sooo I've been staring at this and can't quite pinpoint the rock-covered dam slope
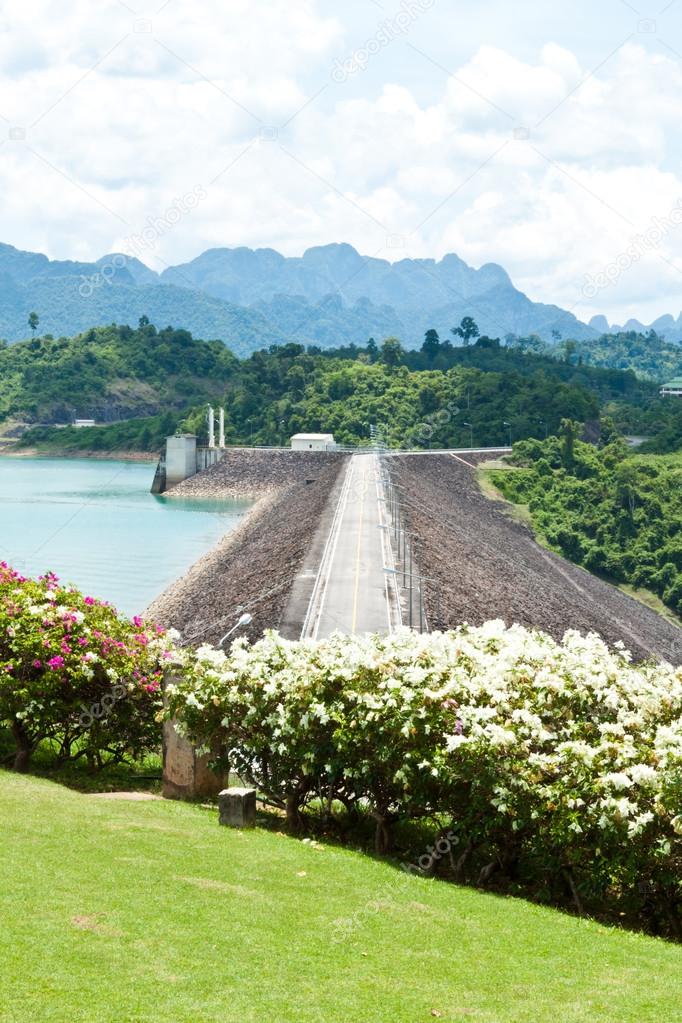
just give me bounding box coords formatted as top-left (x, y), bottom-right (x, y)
top-left (147, 449), bottom-right (348, 644)
top-left (388, 453), bottom-right (681, 664)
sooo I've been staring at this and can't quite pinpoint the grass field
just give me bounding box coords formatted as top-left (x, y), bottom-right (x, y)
top-left (2, 773), bottom-right (682, 1023)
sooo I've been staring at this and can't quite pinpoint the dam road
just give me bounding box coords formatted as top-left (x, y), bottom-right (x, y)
top-left (300, 452), bottom-right (401, 639)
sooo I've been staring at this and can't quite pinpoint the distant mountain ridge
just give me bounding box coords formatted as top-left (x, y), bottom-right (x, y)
top-left (161, 243), bottom-right (597, 344)
top-left (589, 313), bottom-right (682, 345)
top-left (0, 240), bottom-right (597, 351)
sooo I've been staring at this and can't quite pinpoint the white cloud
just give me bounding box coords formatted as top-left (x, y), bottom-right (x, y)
top-left (0, 3), bottom-right (681, 323)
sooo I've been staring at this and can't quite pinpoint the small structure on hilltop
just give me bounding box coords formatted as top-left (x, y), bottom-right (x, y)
top-left (660, 378), bottom-right (682, 397)
top-left (290, 432), bottom-right (336, 451)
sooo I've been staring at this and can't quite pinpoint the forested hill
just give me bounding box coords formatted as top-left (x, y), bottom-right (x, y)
top-left (0, 321), bottom-right (239, 424)
top-left (3, 319), bottom-right (676, 456)
top-left (559, 331), bottom-right (682, 382)
top-left (492, 436), bottom-right (682, 617)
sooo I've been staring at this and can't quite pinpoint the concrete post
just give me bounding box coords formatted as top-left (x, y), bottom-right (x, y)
top-left (162, 720), bottom-right (227, 800)
top-left (218, 787), bottom-right (257, 828)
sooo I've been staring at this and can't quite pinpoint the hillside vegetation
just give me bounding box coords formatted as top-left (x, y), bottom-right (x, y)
top-left (5, 320), bottom-right (663, 451)
top-left (560, 330), bottom-right (682, 382)
top-left (490, 432), bottom-right (682, 617)
top-left (0, 320), bottom-right (238, 424)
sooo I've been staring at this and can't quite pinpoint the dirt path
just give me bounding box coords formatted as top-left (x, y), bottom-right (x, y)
top-left (388, 453), bottom-right (681, 664)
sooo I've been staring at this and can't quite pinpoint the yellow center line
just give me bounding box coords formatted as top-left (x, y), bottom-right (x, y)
top-left (350, 462), bottom-right (365, 633)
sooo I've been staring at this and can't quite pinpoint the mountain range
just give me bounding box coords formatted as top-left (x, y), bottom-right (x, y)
top-left (589, 314), bottom-right (682, 345)
top-left (0, 240), bottom-right (600, 353)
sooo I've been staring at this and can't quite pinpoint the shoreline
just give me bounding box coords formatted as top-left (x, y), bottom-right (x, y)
top-left (0, 446), bottom-right (157, 463)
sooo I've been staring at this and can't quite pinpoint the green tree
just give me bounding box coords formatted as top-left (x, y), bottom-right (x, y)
top-left (451, 317), bottom-right (480, 346)
top-left (559, 418), bottom-right (580, 473)
top-left (421, 329), bottom-right (441, 361)
top-left (563, 340), bottom-right (577, 364)
top-left (28, 312), bottom-right (39, 336)
top-left (380, 337), bottom-right (404, 370)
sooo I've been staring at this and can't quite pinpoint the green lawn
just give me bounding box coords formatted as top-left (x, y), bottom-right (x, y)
top-left (2, 773), bottom-right (682, 1023)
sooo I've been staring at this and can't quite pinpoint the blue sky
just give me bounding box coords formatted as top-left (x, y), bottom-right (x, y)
top-left (1, 0), bottom-right (682, 326)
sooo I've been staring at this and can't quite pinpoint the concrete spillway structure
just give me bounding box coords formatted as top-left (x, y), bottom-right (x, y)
top-left (151, 432), bottom-right (226, 494)
top-left (166, 435), bottom-right (198, 487)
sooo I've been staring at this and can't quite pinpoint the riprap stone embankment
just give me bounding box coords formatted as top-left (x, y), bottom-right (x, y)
top-left (388, 453), bottom-right (681, 664)
top-left (146, 449), bottom-right (348, 644)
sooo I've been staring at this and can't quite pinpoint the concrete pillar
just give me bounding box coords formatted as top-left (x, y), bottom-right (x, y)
top-left (165, 435), bottom-right (197, 487)
top-left (162, 720), bottom-right (227, 799)
top-left (218, 787), bottom-right (257, 828)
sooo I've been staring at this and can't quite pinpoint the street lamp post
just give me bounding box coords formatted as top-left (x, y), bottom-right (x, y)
top-left (503, 420), bottom-right (512, 447)
top-left (463, 421), bottom-right (473, 448)
top-left (218, 613), bottom-right (253, 648)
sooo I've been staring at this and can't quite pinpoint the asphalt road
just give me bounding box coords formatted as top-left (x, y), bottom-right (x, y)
top-left (302, 452), bottom-right (398, 638)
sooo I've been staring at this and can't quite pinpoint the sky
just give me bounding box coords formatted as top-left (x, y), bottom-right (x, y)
top-left (2, 0), bottom-right (682, 325)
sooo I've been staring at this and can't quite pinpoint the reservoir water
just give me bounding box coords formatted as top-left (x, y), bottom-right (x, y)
top-left (0, 456), bottom-right (251, 616)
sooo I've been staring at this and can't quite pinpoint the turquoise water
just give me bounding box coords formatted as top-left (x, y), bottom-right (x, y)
top-left (0, 457), bottom-right (251, 615)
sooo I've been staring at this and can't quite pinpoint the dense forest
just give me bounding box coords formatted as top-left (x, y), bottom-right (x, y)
top-left (490, 429), bottom-right (682, 617)
top-left (2, 318), bottom-right (680, 454)
top-left (0, 319), bottom-right (239, 424)
top-left (556, 330), bottom-right (682, 382)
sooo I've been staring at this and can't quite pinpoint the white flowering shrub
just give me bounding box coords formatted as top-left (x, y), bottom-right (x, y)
top-left (168, 622), bottom-right (682, 931)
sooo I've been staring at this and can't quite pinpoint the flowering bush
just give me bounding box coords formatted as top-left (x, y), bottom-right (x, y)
top-left (168, 623), bottom-right (682, 933)
top-left (0, 563), bottom-right (173, 771)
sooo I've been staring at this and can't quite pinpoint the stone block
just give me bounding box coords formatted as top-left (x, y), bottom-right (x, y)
top-left (218, 787), bottom-right (257, 828)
